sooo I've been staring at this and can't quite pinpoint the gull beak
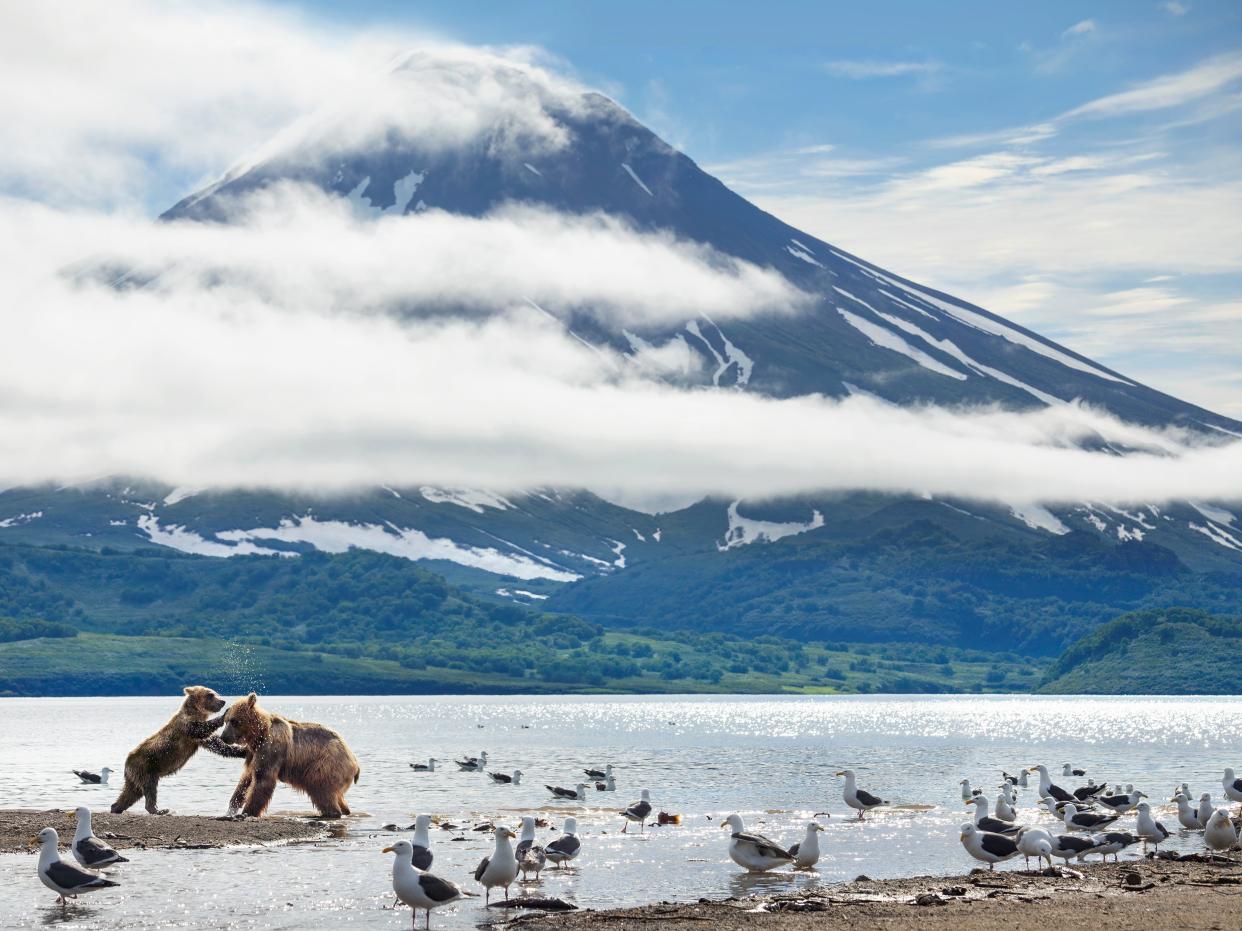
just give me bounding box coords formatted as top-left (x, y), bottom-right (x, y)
top-left (835, 771), bottom-right (845, 777)
top-left (27, 835), bottom-right (39, 845)
top-left (959, 832), bottom-right (966, 842)
top-left (382, 846), bottom-right (394, 853)
top-left (720, 822), bottom-right (731, 830)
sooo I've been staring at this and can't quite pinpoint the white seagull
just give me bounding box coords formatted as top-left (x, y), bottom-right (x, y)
top-left (836, 770), bottom-right (887, 820)
top-left (384, 839), bottom-right (468, 930)
top-left (960, 779), bottom-right (975, 801)
top-left (72, 767), bottom-right (111, 785)
top-left (967, 795), bottom-right (1020, 835)
top-left (994, 792), bottom-right (1017, 823)
top-left (787, 821), bottom-right (826, 869)
top-left (1015, 826), bottom-right (1054, 869)
top-left (409, 759), bottom-right (438, 772)
top-left (1199, 793), bottom-right (1217, 827)
top-left (620, 789), bottom-right (653, 833)
top-left (1135, 802), bottom-right (1171, 851)
top-left (455, 752), bottom-right (488, 771)
top-left (489, 770), bottom-right (522, 785)
top-left (1222, 768), bottom-right (1242, 813)
top-left (69, 807), bottom-right (128, 870)
top-left (1028, 765), bottom-right (1073, 803)
top-left (1205, 809), bottom-right (1239, 853)
top-left (959, 822), bottom-right (1018, 870)
top-left (409, 815), bottom-right (434, 870)
top-left (515, 815), bottom-right (547, 881)
top-left (474, 827), bottom-right (519, 904)
top-left (721, 814), bottom-right (795, 873)
top-left (1096, 788), bottom-right (1145, 815)
top-left (546, 782), bottom-right (586, 801)
top-left (584, 764), bottom-right (613, 780)
top-left (1173, 793), bottom-right (1204, 830)
top-left (33, 827), bottom-right (118, 912)
top-left (545, 816), bottom-right (581, 868)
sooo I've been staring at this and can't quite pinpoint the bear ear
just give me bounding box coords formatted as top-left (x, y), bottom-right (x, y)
top-left (246, 692), bottom-right (258, 705)
top-left (183, 686), bottom-right (193, 695)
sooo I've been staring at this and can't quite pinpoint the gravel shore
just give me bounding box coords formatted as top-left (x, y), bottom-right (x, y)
top-left (519, 858), bottom-right (1242, 930)
top-left (1, 808), bottom-right (328, 852)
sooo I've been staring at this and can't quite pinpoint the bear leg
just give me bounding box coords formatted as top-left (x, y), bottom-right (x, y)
top-left (227, 771), bottom-right (253, 816)
top-left (110, 778), bottom-right (143, 814)
top-left (143, 778), bottom-right (169, 815)
top-left (242, 769), bottom-right (278, 817)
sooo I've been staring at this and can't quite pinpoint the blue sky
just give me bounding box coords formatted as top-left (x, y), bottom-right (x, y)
top-left (290, 0), bottom-right (1242, 418)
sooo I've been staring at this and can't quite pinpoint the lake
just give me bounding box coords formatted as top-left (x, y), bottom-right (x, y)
top-left (1, 693), bottom-right (1239, 929)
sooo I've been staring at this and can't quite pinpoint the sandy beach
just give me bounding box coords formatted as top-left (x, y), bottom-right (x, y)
top-left (0, 809), bottom-right (328, 852)
top-left (521, 857), bottom-right (1242, 930)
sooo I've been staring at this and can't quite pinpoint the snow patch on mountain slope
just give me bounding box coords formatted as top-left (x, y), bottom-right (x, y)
top-left (684, 319), bottom-right (754, 386)
top-left (218, 516), bottom-right (579, 581)
top-left (717, 500), bottom-right (824, 550)
top-left (523, 162), bottom-right (542, 176)
top-left (0, 511), bottom-right (42, 528)
top-left (607, 539), bottom-right (627, 568)
top-left (785, 244), bottom-right (824, 268)
top-left (1009, 503), bottom-right (1070, 535)
top-left (835, 304), bottom-right (967, 381)
top-left (621, 163), bottom-right (653, 196)
top-left (419, 487), bottom-right (514, 513)
top-left (1189, 521), bottom-right (1242, 551)
top-left (346, 170), bottom-right (426, 217)
top-left (1190, 501), bottom-right (1237, 526)
top-left (137, 515), bottom-right (287, 557)
top-left (163, 487), bottom-right (199, 507)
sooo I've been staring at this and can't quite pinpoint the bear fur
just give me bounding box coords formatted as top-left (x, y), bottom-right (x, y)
top-left (111, 685), bottom-right (245, 815)
top-left (219, 692), bottom-right (360, 818)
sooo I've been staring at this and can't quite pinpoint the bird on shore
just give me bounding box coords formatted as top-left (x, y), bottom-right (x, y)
top-left (1028, 765), bottom-right (1073, 803)
top-left (1222, 768), bottom-right (1242, 814)
top-left (1015, 827), bottom-right (1054, 869)
top-left (994, 792), bottom-right (1017, 823)
top-left (960, 822), bottom-right (1018, 870)
top-left (966, 796), bottom-right (1020, 835)
top-left (1199, 793), bottom-right (1217, 827)
top-left (1135, 802), bottom-right (1171, 851)
top-left (456, 752), bottom-right (488, 771)
top-left (1205, 810), bottom-right (1239, 853)
top-left (72, 768), bottom-right (111, 785)
top-left (515, 816), bottom-right (547, 881)
top-left (1173, 793), bottom-right (1204, 830)
top-left (409, 759), bottom-right (438, 772)
top-left (33, 827), bottom-right (119, 912)
top-left (1060, 803), bottom-right (1119, 832)
top-left (787, 821), bottom-right (826, 869)
top-left (837, 770), bottom-right (887, 820)
top-left (1062, 763), bottom-right (1086, 778)
top-left (620, 789), bottom-right (653, 833)
top-left (585, 764), bottom-right (613, 780)
top-left (546, 782), bottom-right (586, 801)
top-left (409, 815), bottom-right (434, 870)
top-left (545, 816), bottom-right (581, 868)
top-left (488, 770), bottom-right (522, 785)
top-left (1096, 788), bottom-right (1144, 815)
top-left (384, 839), bottom-right (469, 930)
top-left (1047, 832), bottom-right (1099, 863)
top-left (1087, 831), bottom-right (1138, 862)
top-left (474, 827), bottom-right (519, 904)
top-left (68, 807), bottom-right (128, 870)
top-left (720, 814), bottom-right (795, 872)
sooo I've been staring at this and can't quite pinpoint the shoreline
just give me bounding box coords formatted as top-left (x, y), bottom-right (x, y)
top-left (0, 809), bottom-right (330, 853)
top-left (521, 858), bottom-right (1242, 930)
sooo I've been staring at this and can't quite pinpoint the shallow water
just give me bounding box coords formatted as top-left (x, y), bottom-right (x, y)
top-left (1, 693), bottom-right (1239, 929)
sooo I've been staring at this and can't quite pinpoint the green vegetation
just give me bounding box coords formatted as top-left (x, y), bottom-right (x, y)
top-left (1038, 607), bottom-right (1242, 695)
top-left (0, 616), bottom-right (77, 643)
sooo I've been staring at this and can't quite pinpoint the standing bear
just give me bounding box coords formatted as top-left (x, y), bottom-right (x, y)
top-left (111, 685), bottom-right (246, 815)
top-left (219, 693), bottom-right (360, 818)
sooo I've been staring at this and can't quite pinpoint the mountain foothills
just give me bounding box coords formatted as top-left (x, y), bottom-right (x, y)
top-left (2, 56), bottom-right (1240, 695)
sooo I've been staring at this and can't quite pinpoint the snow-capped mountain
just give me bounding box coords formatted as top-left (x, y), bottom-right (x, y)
top-left (3, 53), bottom-right (1239, 622)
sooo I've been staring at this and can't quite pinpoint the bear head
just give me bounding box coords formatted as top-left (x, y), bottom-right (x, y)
top-left (220, 692), bottom-right (267, 745)
top-left (182, 685), bottom-right (226, 716)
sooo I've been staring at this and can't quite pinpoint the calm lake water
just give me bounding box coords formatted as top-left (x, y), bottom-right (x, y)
top-left (2, 694), bottom-right (1240, 929)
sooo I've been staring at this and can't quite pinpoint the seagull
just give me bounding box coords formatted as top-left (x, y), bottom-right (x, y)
top-left (1205, 809), bottom-right (1239, 853)
top-left (474, 827), bottom-right (519, 904)
top-left (1015, 827), bottom-right (1054, 869)
top-left (489, 770), bottom-right (522, 785)
top-left (515, 816), bottom-right (547, 879)
top-left (620, 789), bottom-right (652, 833)
top-left (960, 822), bottom-right (1018, 870)
top-left (1087, 831), bottom-right (1139, 863)
top-left (1135, 802), bottom-right (1171, 851)
top-left (1001, 771), bottom-right (1019, 787)
top-left (596, 775), bottom-right (616, 792)
top-left (1096, 788), bottom-right (1145, 815)
top-left (960, 779), bottom-right (975, 801)
top-left (409, 815), bottom-right (434, 870)
top-left (1174, 793), bottom-right (1204, 830)
top-left (1222, 768), bottom-right (1242, 814)
top-left (585, 764), bottom-right (613, 780)
top-left (1028, 765), bottom-right (1073, 803)
top-left (787, 821), bottom-right (826, 869)
top-left (545, 816), bottom-right (581, 868)
top-left (456, 752), bottom-right (488, 771)
top-left (1072, 780), bottom-right (1108, 801)
top-left (994, 792), bottom-right (1017, 823)
top-left (836, 770), bottom-right (887, 820)
top-left (1199, 793), bottom-right (1217, 827)
top-left (1060, 803), bottom-right (1119, 832)
top-left (966, 796), bottom-right (1020, 835)
top-left (546, 783), bottom-right (586, 801)
top-left (32, 827), bottom-right (119, 912)
top-left (69, 808), bottom-right (128, 870)
top-left (1062, 763), bottom-right (1086, 778)
top-left (409, 759), bottom-right (438, 772)
top-left (72, 768), bottom-right (111, 785)
top-left (720, 814), bottom-right (795, 872)
top-left (1047, 832), bottom-right (1100, 863)
top-left (384, 839), bottom-right (468, 930)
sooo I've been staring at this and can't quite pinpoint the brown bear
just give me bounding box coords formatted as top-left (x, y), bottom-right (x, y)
top-left (111, 685), bottom-right (245, 815)
top-left (219, 693), bottom-right (360, 818)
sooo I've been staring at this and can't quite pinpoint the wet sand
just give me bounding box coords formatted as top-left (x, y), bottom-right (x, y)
top-left (521, 858), bottom-right (1242, 930)
top-left (1, 808), bottom-right (329, 852)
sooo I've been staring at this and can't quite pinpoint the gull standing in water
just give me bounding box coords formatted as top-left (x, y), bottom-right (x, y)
top-left (545, 817), bottom-right (581, 868)
top-left (720, 814), bottom-right (795, 872)
top-left (384, 839), bottom-right (469, 930)
top-left (1135, 802), bottom-right (1171, 851)
top-left (787, 821), bottom-right (826, 869)
top-left (1060, 803), bottom-right (1119, 832)
top-left (1199, 793), bottom-right (1217, 827)
top-left (515, 816), bottom-right (547, 881)
top-left (1028, 765), bottom-right (1073, 803)
top-left (33, 828), bottom-right (118, 912)
top-left (474, 827), bottom-right (519, 904)
top-left (620, 789), bottom-right (653, 833)
top-left (68, 808), bottom-right (128, 870)
top-left (966, 795), bottom-right (1019, 835)
top-left (994, 791), bottom-right (1017, 823)
top-left (836, 770), bottom-right (887, 820)
top-left (1173, 793), bottom-right (1204, 830)
top-left (1222, 768), bottom-right (1242, 814)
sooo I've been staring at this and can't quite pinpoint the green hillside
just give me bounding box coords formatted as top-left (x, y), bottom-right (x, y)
top-left (1038, 607), bottom-right (1242, 694)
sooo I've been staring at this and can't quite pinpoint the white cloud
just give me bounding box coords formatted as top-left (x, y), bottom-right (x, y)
top-left (1163, 1), bottom-right (1190, 16)
top-left (1064, 52), bottom-right (1242, 119)
top-left (1063, 19), bottom-right (1098, 38)
top-left (823, 60), bottom-right (941, 79)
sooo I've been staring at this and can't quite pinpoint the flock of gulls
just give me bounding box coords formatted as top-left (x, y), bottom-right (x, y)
top-left (31, 758), bottom-right (1242, 927)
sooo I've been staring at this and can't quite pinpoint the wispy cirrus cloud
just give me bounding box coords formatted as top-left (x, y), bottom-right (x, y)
top-left (822, 59), bottom-right (942, 80)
